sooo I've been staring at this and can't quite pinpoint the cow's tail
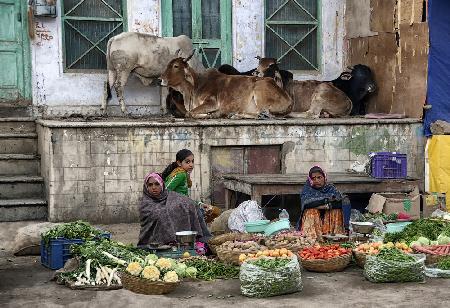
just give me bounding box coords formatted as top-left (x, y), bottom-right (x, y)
top-left (105, 38), bottom-right (114, 101)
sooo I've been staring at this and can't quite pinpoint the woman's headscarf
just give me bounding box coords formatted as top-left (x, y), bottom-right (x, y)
top-left (143, 171), bottom-right (167, 202)
top-left (308, 165), bottom-right (327, 186)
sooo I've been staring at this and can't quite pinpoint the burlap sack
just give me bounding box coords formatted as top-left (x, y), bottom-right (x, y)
top-left (13, 222), bottom-right (61, 256)
top-left (210, 209), bottom-right (234, 235)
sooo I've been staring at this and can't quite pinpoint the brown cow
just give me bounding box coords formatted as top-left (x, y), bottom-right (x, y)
top-left (255, 58), bottom-right (352, 118)
top-left (160, 54), bottom-right (293, 119)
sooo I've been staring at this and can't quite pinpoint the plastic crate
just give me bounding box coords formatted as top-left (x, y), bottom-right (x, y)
top-left (40, 233), bottom-right (110, 270)
top-left (370, 152), bottom-right (407, 179)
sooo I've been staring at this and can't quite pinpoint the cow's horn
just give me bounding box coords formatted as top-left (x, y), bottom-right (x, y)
top-left (183, 50), bottom-right (195, 63)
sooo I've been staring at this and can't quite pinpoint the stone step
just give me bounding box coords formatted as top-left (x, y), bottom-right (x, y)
top-left (0, 103), bottom-right (32, 118)
top-left (0, 154), bottom-right (40, 176)
top-left (0, 176), bottom-right (44, 199)
top-left (0, 133), bottom-right (38, 154)
top-left (0, 117), bottom-right (36, 134)
top-left (0, 198), bottom-right (47, 221)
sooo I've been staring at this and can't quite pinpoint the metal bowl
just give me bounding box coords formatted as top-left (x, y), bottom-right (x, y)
top-left (175, 231), bottom-right (198, 244)
top-left (351, 221), bottom-right (375, 234)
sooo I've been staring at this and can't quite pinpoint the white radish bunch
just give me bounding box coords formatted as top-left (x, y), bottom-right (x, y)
top-left (74, 259), bottom-right (121, 286)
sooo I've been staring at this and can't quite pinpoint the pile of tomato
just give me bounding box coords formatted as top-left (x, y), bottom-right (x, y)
top-left (299, 244), bottom-right (351, 260)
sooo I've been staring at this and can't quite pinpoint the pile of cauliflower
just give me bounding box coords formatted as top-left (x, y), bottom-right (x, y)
top-left (125, 254), bottom-right (197, 283)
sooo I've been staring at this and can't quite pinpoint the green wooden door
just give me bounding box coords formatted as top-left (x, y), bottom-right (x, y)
top-left (162, 0), bottom-right (232, 68)
top-left (0, 0), bottom-right (30, 102)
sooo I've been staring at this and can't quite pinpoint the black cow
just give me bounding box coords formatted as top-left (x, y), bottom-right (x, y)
top-left (332, 65), bottom-right (377, 115)
top-left (217, 64), bottom-right (256, 76)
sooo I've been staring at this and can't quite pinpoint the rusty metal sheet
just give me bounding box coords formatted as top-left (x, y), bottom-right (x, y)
top-left (246, 146), bottom-right (281, 174)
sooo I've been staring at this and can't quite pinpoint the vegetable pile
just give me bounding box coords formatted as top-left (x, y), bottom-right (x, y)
top-left (239, 248), bottom-right (294, 263)
top-left (219, 240), bottom-right (266, 253)
top-left (183, 257), bottom-right (240, 280)
top-left (384, 218), bottom-right (450, 245)
top-left (125, 255), bottom-right (190, 283)
top-left (412, 244), bottom-right (450, 256)
top-left (240, 255), bottom-right (302, 298)
top-left (265, 234), bottom-right (315, 252)
top-left (355, 242), bottom-right (412, 255)
top-left (364, 248), bottom-right (425, 283)
top-left (437, 256), bottom-right (450, 270)
top-left (42, 220), bottom-right (106, 245)
top-left (299, 244), bottom-right (351, 260)
top-left (58, 239), bottom-right (148, 287)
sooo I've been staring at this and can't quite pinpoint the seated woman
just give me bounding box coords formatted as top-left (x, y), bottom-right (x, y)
top-left (162, 149), bottom-right (212, 242)
top-left (297, 166), bottom-right (349, 240)
top-left (137, 171), bottom-right (204, 246)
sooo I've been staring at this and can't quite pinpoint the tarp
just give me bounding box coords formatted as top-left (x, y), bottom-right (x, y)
top-left (423, 0), bottom-right (450, 136)
top-left (427, 136), bottom-right (450, 210)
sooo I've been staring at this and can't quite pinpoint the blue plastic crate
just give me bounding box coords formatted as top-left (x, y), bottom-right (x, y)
top-left (40, 233), bottom-right (110, 270)
top-left (370, 152), bottom-right (407, 179)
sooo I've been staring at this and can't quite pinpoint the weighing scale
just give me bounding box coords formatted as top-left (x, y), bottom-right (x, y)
top-left (140, 231), bottom-right (198, 258)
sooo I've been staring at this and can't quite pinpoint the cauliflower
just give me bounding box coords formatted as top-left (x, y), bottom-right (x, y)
top-left (145, 254), bottom-right (159, 265)
top-left (163, 271), bottom-right (179, 283)
top-left (174, 263), bottom-right (187, 278)
top-left (126, 262), bottom-right (143, 276)
top-left (185, 266), bottom-right (197, 278)
top-left (155, 258), bottom-right (173, 271)
top-left (141, 266), bottom-right (161, 281)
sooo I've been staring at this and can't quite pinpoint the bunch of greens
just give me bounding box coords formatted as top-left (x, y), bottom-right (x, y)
top-left (364, 212), bottom-right (398, 222)
top-left (42, 220), bottom-right (105, 245)
top-left (437, 256), bottom-right (450, 271)
top-left (384, 218), bottom-right (450, 244)
top-left (247, 257), bottom-right (291, 270)
top-left (339, 242), bottom-right (356, 249)
top-left (71, 239), bottom-right (146, 267)
top-left (183, 257), bottom-right (239, 280)
top-left (377, 248), bottom-right (415, 263)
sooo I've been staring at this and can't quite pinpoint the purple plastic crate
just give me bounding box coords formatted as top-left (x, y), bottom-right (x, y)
top-left (370, 152), bottom-right (407, 179)
top-left (40, 233), bottom-right (110, 270)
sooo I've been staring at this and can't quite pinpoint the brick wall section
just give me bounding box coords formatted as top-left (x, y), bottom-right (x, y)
top-left (36, 119), bottom-right (425, 223)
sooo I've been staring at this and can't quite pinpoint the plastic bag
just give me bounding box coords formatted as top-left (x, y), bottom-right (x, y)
top-left (240, 255), bottom-right (302, 298)
top-left (228, 200), bottom-right (265, 233)
top-left (425, 264), bottom-right (450, 278)
top-left (364, 253), bottom-right (425, 283)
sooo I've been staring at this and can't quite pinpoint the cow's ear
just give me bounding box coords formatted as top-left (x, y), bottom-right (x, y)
top-left (255, 56), bottom-right (262, 61)
top-left (184, 68), bottom-right (195, 86)
top-left (175, 49), bottom-right (182, 57)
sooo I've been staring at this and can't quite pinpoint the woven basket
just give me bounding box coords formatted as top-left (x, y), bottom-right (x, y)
top-left (300, 253), bottom-right (352, 272)
top-left (353, 250), bottom-right (367, 268)
top-left (120, 272), bottom-right (179, 295)
top-left (216, 245), bottom-right (266, 265)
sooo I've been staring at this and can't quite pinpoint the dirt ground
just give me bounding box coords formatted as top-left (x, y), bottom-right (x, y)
top-left (1, 222), bottom-right (450, 308)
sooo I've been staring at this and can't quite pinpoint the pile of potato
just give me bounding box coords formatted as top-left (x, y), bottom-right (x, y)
top-left (265, 234), bottom-right (315, 252)
top-left (219, 240), bottom-right (267, 253)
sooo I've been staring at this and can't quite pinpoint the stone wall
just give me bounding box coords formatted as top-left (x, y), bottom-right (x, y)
top-left (37, 119), bottom-right (424, 223)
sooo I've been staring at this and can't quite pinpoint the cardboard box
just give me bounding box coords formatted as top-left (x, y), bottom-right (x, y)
top-left (381, 192), bottom-right (420, 220)
top-left (422, 193), bottom-right (446, 217)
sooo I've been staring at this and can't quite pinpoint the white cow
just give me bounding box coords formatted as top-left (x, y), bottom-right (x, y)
top-left (102, 32), bottom-right (204, 113)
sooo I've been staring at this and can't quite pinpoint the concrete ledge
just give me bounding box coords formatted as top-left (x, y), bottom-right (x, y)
top-left (36, 117), bottom-right (422, 128)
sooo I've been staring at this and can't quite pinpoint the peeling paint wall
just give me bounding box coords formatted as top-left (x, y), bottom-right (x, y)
top-left (37, 119), bottom-right (424, 223)
top-left (31, 1), bottom-right (347, 117)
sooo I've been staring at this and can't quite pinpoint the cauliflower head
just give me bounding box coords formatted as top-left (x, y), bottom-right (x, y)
top-left (126, 262), bottom-right (143, 276)
top-left (163, 271), bottom-right (179, 283)
top-left (155, 258), bottom-right (173, 270)
top-left (145, 254), bottom-right (159, 265)
top-left (141, 265), bottom-right (161, 281)
top-left (174, 263), bottom-right (187, 278)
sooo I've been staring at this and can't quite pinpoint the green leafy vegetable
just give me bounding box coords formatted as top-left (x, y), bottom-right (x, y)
top-left (42, 220), bottom-right (105, 245)
top-left (183, 257), bottom-right (239, 280)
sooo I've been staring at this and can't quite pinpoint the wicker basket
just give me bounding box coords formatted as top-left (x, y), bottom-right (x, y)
top-left (120, 272), bottom-right (179, 295)
top-left (353, 250), bottom-right (367, 268)
top-left (216, 245), bottom-right (267, 265)
top-left (300, 253), bottom-right (352, 272)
